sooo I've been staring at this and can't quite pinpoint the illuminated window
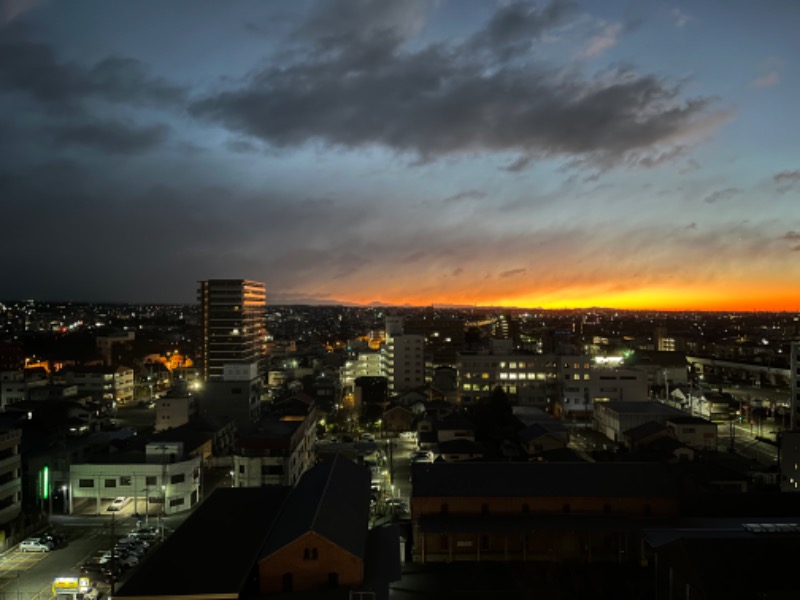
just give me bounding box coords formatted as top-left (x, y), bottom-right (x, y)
top-left (481, 373), bottom-right (489, 380)
top-left (583, 374), bottom-right (590, 380)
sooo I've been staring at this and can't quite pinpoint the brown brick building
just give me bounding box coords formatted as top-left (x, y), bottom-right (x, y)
top-left (411, 462), bottom-right (679, 564)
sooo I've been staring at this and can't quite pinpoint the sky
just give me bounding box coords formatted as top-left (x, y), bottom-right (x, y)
top-left (1, 0), bottom-right (798, 311)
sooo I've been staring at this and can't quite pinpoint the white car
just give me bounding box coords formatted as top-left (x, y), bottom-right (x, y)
top-left (107, 496), bottom-right (129, 512)
top-left (410, 450), bottom-right (433, 463)
top-left (19, 538), bottom-right (51, 552)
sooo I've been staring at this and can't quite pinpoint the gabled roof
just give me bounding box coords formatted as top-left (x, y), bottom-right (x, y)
top-left (518, 423), bottom-right (563, 443)
top-left (260, 454), bottom-right (370, 560)
top-left (624, 420), bottom-right (670, 442)
top-left (667, 415), bottom-right (715, 426)
top-left (599, 401), bottom-right (686, 416)
top-left (116, 487), bottom-right (289, 599)
top-left (436, 411), bottom-right (475, 431)
top-left (438, 438), bottom-right (485, 454)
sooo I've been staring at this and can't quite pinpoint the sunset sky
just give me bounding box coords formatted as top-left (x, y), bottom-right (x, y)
top-left (1, 0), bottom-right (798, 310)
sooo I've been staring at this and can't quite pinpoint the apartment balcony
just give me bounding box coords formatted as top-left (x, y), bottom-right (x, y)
top-left (0, 479), bottom-right (20, 498)
top-left (0, 502), bottom-right (21, 526)
top-left (0, 454), bottom-right (20, 474)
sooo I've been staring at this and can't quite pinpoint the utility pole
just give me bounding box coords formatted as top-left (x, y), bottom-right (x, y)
top-left (110, 512), bottom-right (117, 595)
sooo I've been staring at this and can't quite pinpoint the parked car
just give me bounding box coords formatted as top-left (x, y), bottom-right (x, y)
top-left (19, 538), bottom-right (51, 552)
top-left (360, 432), bottom-right (376, 442)
top-left (107, 496), bottom-right (129, 512)
top-left (410, 450), bottom-right (433, 464)
top-left (385, 498), bottom-right (408, 513)
top-left (79, 562), bottom-right (124, 583)
top-left (40, 531), bottom-right (66, 547)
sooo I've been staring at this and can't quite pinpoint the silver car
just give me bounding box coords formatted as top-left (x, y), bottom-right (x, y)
top-left (19, 538), bottom-right (51, 552)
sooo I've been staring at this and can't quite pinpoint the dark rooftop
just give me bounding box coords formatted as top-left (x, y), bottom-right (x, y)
top-left (116, 486), bottom-right (289, 599)
top-left (411, 462), bottom-right (678, 498)
top-left (260, 454), bottom-right (370, 560)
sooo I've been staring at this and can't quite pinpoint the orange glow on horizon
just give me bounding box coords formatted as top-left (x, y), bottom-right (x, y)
top-left (335, 283), bottom-right (799, 312)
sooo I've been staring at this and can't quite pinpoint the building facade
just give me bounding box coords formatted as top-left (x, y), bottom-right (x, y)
top-left (69, 443), bottom-right (201, 515)
top-left (198, 279), bottom-right (266, 382)
top-left (0, 429), bottom-right (22, 551)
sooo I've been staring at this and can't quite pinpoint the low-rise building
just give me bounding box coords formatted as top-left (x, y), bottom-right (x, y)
top-left (68, 442), bottom-right (201, 515)
top-left (594, 401), bottom-right (688, 443)
top-left (666, 416), bottom-right (717, 450)
top-left (232, 398), bottom-right (317, 487)
top-left (60, 365), bottom-right (135, 406)
top-left (411, 462), bottom-right (679, 563)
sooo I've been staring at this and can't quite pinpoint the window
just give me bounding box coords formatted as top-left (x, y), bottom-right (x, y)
top-left (169, 498), bottom-right (185, 507)
top-left (170, 473), bottom-right (185, 484)
top-left (105, 479), bottom-right (116, 488)
top-left (145, 476), bottom-right (157, 486)
top-left (79, 479), bottom-right (94, 488)
top-left (303, 547), bottom-right (318, 560)
top-left (239, 465), bottom-right (245, 474)
top-left (120, 476), bottom-right (132, 486)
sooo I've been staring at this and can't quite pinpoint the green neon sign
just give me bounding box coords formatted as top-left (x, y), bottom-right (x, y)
top-left (41, 466), bottom-right (50, 500)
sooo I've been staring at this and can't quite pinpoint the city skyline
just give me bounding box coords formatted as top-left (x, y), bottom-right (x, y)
top-left (1, 1), bottom-right (799, 311)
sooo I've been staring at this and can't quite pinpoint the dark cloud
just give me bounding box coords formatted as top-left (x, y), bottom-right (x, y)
top-left (226, 138), bottom-right (260, 153)
top-left (296, 0), bottom-right (428, 51)
top-left (452, 267), bottom-right (464, 277)
top-left (499, 268), bottom-right (527, 278)
top-left (773, 170), bottom-right (800, 183)
top-left (468, 0), bottom-right (576, 60)
top-left (442, 190), bottom-right (486, 203)
top-left (190, 4), bottom-right (718, 170)
top-left (773, 170), bottom-right (800, 194)
top-left (402, 251), bottom-right (427, 263)
top-left (48, 119), bottom-right (169, 154)
top-left (0, 41), bottom-right (186, 113)
top-left (703, 187), bottom-right (740, 204)
top-left (781, 231), bottom-right (800, 241)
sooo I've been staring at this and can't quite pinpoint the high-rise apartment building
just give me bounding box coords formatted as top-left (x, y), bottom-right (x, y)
top-left (198, 279), bottom-right (266, 382)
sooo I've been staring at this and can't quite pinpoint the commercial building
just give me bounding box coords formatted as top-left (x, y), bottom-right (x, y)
top-left (68, 442), bottom-right (202, 515)
top-left (457, 342), bottom-right (556, 406)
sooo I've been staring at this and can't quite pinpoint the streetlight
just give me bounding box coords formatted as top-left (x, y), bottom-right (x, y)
top-left (61, 485), bottom-right (68, 515)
